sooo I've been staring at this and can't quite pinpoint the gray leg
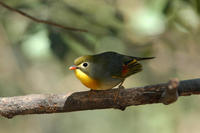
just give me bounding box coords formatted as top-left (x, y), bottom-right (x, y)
top-left (114, 79), bottom-right (126, 110)
top-left (118, 79), bottom-right (125, 90)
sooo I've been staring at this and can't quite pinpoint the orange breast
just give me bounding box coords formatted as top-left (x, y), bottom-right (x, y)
top-left (74, 69), bottom-right (100, 90)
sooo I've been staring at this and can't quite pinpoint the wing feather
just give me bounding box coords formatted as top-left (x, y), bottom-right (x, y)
top-left (121, 58), bottom-right (142, 77)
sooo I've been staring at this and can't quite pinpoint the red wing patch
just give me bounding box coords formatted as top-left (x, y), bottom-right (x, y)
top-left (121, 64), bottom-right (129, 77)
top-left (121, 59), bottom-right (139, 77)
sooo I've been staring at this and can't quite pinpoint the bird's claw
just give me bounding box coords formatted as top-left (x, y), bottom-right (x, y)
top-left (88, 90), bottom-right (98, 101)
top-left (113, 84), bottom-right (127, 111)
top-left (114, 85), bottom-right (124, 102)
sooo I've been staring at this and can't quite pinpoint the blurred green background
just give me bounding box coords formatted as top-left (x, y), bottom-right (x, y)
top-left (0, 0), bottom-right (200, 133)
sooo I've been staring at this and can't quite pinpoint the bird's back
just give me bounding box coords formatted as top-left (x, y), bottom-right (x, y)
top-left (93, 51), bottom-right (153, 78)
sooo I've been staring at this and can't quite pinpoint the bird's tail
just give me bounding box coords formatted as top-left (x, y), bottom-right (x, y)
top-left (135, 56), bottom-right (155, 61)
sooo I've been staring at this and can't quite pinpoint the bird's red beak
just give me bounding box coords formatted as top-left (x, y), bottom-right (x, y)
top-left (69, 65), bottom-right (77, 70)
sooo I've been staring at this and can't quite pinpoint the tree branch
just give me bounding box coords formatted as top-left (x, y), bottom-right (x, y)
top-left (0, 78), bottom-right (200, 119)
top-left (0, 1), bottom-right (88, 32)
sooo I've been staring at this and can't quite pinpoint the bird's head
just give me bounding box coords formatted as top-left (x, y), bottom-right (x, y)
top-left (69, 55), bottom-right (94, 76)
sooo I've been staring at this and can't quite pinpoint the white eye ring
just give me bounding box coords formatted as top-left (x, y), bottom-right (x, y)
top-left (82, 62), bottom-right (89, 68)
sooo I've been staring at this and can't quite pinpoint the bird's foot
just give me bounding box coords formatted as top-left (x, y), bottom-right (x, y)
top-left (113, 85), bottom-right (126, 110)
top-left (113, 79), bottom-right (125, 102)
top-left (160, 78), bottom-right (179, 105)
top-left (88, 89), bottom-right (98, 101)
top-left (114, 85), bottom-right (125, 102)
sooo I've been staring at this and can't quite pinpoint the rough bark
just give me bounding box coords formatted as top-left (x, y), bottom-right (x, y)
top-left (0, 78), bottom-right (200, 119)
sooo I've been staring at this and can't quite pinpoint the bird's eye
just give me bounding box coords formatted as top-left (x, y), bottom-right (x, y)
top-left (82, 62), bottom-right (88, 67)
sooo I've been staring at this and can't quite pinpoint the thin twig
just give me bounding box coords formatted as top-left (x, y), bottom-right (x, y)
top-left (0, 1), bottom-right (88, 32)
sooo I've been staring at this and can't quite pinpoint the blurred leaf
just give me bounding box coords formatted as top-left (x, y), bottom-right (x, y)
top-left (130, 8), bottom-right (165, 35)
top-left (21, 29), bottom-right (52, 59)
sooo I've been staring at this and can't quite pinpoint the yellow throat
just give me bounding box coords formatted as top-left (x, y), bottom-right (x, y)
top-left (74, 69), bottom-right (99, 90)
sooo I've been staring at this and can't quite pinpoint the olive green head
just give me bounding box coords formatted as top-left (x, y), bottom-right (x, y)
top-left (69, 55), bottom-right (96, 77)
top-left (74, 55), bottom-right (93, 66)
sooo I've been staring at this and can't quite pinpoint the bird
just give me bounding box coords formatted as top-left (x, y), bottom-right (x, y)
top-left (69, 51), bottom-right (154, 91)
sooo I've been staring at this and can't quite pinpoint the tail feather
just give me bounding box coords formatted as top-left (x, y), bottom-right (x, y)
top-left (134, 56), bottom-right (155, 61)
